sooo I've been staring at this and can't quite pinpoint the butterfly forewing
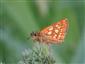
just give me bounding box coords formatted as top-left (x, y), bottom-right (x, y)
top-left (40, 18), bottom-right (68, 44)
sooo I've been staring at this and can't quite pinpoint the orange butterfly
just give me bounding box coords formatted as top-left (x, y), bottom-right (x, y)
top-left (30, 18), bottom-right (69, 44)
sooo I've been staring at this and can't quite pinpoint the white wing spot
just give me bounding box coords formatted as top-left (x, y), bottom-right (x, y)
top-left (56, 25), bottom-right (58, 27)
top-left (59, 33), bottom-right (62, 35)
top-left (58, 26), bottom-right (61, 29)
top-left (56, 25), bottom-right (60, 29)
top-left (48, 26), bottom-right (53, 30)
top-left (53, 35), bottom-right (57, 39)
top-left (58, 35), bottom-right (61, 38)
top-left (55, 29), bottom-right (59, 33)
top-left (54, 34), bottom-right (57, 36)
top-left (53, 36), bottom-right (56, 39)
top-left (47, 31), bottom-right (52, 35)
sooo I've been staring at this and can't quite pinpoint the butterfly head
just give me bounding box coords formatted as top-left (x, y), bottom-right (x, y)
top-left (30, 32), bottom-right (40, 41)
top-left (30, 32), bottom-right (37, 36)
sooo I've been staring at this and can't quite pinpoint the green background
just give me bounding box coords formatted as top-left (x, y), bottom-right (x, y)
top-left (0, 0), bottom-right (85, 64)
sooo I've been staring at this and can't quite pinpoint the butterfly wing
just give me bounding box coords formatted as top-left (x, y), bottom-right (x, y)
top-left (40, 18), bottom-right (69, 44)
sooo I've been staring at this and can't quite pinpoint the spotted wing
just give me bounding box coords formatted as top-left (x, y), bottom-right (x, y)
top-left (40, 18), bottom-right (69, 44)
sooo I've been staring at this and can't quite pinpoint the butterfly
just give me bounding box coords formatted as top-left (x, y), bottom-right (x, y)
top-left (30, 18), bottom-right (69, 44)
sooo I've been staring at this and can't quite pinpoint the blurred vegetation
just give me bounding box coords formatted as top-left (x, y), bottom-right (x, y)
top-left (0, 0), bottom-right (85, 64)
top-left (18, 43), bottom-right (56, 64)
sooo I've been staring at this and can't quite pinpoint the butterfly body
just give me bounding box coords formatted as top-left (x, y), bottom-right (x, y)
top-left (30, 32), bottom-right (51, 44)
top-left (31, 18), bottom-right (68, 44)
